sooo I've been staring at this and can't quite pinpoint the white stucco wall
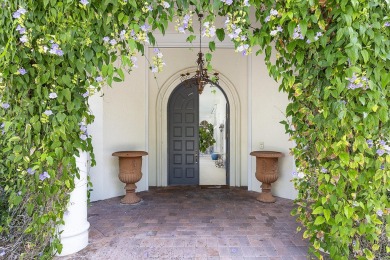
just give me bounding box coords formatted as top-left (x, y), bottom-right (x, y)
top-left (249, 53), bottom-right (297, 199)
top-left (88, 35), bottom-right (297, 201)
top-left (89, 56), bottom-right (149, 201)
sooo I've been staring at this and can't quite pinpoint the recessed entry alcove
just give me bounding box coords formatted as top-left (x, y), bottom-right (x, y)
top-left (167, 78), bottom-right (229, 186)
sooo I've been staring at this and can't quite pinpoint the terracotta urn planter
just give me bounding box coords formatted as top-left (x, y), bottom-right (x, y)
top-left (250, 151), bottom-right (284, 203)
top-left (112, 151), bottom-right (148, 204)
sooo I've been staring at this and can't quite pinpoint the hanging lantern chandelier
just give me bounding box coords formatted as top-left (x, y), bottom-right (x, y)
top-left (180, 13), bottom-right (219, 94)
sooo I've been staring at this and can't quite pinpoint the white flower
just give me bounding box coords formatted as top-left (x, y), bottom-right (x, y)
top-left (20, 35), bottom-right (28, 43)
top-left (178, 26), bottom-right (185, 33)
top-left (44, 110), bottom-right (53, 116)
top-left (209, 27), bottom-right (216, 37)
top-left (297, 172), bottom-right (305, 179)
top-left (270, 9), bottom-right (278, 16)
top-left (80, 0), bottom-right (89, 5)
top-left (49, 92), bottom-right (57, 99)
top-left (19, 8), bottom-right (27, 14)
top-left (162, 1), bottom-right (170, 8)
top-left (120, 30), bottom-right (126, 40)
top-left (131, 58), bottom-right (138, 68)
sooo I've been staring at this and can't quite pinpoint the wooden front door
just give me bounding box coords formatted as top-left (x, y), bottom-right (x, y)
top-left (168, 79), bottom-right (199, 185)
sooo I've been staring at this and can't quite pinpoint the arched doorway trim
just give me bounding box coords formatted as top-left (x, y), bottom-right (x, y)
top-left (156, 67), bottom-right (241, 186)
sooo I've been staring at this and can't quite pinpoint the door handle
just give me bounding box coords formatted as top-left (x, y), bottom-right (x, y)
top-left (195, 150), bottom-right (198, 164)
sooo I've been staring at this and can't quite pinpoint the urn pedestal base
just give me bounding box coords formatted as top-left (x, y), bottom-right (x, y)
top-left (257, 183), bottom-right (276, 203)
top-left (250, 151), bottom-right (284, 203)
top-left (121, 183), bottom-right (142, 204)
top-left (112, 151), bottom-right (148, 205)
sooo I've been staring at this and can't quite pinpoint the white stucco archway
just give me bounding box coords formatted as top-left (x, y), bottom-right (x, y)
top-left (155, 67), bottom-right (241, 187)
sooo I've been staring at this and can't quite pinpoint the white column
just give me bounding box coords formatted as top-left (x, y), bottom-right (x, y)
top-left (57, 151), bottom-right (90, 256)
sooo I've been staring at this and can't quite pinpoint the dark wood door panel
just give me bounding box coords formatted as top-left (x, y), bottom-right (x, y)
top-left (168, 79), bottom-right (199, 185)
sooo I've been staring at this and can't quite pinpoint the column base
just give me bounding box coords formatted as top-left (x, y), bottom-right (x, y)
top-left (57, 221), bottom-right (90, 256)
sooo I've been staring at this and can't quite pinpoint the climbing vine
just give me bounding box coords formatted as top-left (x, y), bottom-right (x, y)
top-left (0, 0), bottom-right (388, 259)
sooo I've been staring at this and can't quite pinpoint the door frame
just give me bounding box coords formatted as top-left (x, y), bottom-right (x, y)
top-left (156, 67), bottom-right (241, 187)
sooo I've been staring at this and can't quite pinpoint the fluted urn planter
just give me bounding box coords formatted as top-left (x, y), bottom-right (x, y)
top-left (250, 151), bottom-right (284, 203)
top-left (112, 151), bottom-right (148, 204)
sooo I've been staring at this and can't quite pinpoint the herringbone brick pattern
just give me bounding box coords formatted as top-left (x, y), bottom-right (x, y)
top-left (58, 187), bottom-right (311, 260)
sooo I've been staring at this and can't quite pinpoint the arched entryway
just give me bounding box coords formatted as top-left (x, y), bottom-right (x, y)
top-left (156, 68), bottom-right (241, 187)
top-left (167, 78), bottom-right (230, 186)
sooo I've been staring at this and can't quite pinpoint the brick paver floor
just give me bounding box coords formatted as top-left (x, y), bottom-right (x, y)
top-left (58, 186), bottom-right (311, 260)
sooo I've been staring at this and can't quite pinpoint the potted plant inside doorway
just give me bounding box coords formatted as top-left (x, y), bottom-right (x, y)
top-left (199, 120), bottom-right (216, 154)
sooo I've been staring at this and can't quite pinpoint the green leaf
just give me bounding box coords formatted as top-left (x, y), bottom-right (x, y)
top-left (129, 0), bottom-right (137, 8)
top-left (300, 20), bottom-right (308, 36)
top-left (344, 206), bottom-right (353, 218)
top-left (9, 136), bottom-right (21, 142)
top-left (147, 32), bottom-right (156, 46)
top-left (213, 0), bottom-right (221, 10)
top-left (62, 89), bottom-right (71, 102)
top-left (127, 39), bottom-right (137, 51)
top-left (361, 50), bottom-right (369, 63)
top-left (61, 74), bottom-right (72, 87)
top-left (84, 49), bottom-right (94, 62)
top-left (75, 60), bottom-right (84, 73)
top-left (339, 152), bottom-right (350, 165)
top-left (287, 41), bottom-right (297, 53)
top-left (102, 64), bottom-right (108, 77)
top-left (113, 77), bottom-right (122, 82)
top-left (186, 35), bottom-right (196, 43)
top-left (378, 107), bottom-right (389, 122)
top-left (324, 209), bottom-right (331, 222)
top-left (205, 53), bottom-right (212, 62)
top-left (312, 206), bottom-right (324, 214)
top-left (314, 216), bottom-right (325, 225)
top-left (116, 68), bottom-right (125, 81)
top-left (363, 248), bottom-right (375, 260)
top-left (209, 41), bottom-right (216, 52)
top-left (216, 28), bottom-right (225, 42)
top-left (118, 12), bottom-right (124, 22)
top-left (296, 52), bottom-right (304, 65)
top-left (288, 21), bottom-right (297, 37)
